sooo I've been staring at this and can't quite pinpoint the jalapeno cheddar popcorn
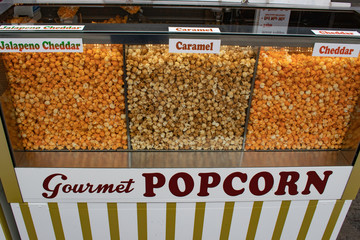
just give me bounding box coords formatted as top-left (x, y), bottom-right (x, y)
top-left (2, 44), bottom-right (127, 150)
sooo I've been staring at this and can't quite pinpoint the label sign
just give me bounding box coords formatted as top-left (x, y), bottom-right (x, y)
top-left (15, 167), bottom-right (352, 202)
top-left (0, 38), bottom-right (83, 53)
top-left (169, 27), bottom-right (220, 33)
top-left (312, 30), bottom-right (360, 36)
top-left (312, 43), bottom-right (360, 58)
top-left (256, 9), bottom-right (291, 34)
top-left (169, 39), bottom-right (221, 54)
top-left (0, 25), bottom-right (85, 31)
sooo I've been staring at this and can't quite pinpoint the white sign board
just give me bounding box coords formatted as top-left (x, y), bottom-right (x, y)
top-left (312, 30), bottom-right (360, 36)
top-left (0, 38), bottom-right (83, 52)
top-left (0, 25), bottom-right (84, 31)
top-left (15, 167), bottom-right (352, 202)
top-left (256, 9), bottom-right (291, 34)
top-left (312, 43), bottom-right (360, 58)
top-left (169, 27), bottom-right (220, 33)
top-left (169, 39), bottom-right (221, 54)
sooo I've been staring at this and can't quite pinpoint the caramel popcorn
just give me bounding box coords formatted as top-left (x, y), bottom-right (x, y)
top-left (57, 7), bottom-right (79, 19)
top-left (127, 44), bottom-right (256, 150)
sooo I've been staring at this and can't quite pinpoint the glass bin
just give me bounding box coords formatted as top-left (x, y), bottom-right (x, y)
top-left (0, 3), bottom-right (359, 169)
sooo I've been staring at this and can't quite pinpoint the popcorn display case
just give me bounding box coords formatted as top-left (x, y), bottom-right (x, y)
top-left (0, 1), bottom-right (360, 239)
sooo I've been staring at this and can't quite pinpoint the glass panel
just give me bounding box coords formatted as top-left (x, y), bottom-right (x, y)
top-left (1, 44), bottom-right (128, 151)
top-left (126, 44), bottom-right (257, 150)
top-left (130, 151), bottom-right (349, 168)
top-left (0, 3), bottom-right (360, 168)
top-left (14, 151), bottom-right (129, 168)
top-left (1, 5), bottom-right (360, 30)
top-left (245, 47), bottom-right (360, 150)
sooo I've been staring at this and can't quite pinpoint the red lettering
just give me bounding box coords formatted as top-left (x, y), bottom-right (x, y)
top-left (42, 173), bottom-right (67, 199)
top-left (223, 172), bottom-right (247, 196)
top-left (122, 179), bottom-right (135, 193)
top-left (63, 184), bottom-right (72, 193)
top-left (90, 184), bottom-right (116, 193)
top-left (319, 46), bottom-right (325, 54)
top-left (325, 46), bottom-right (330, 54)
top-left (42, 174), bottom-right (135, 199)
top-left (169, 172), bottom-right (194, 197)
top-left (197, 173), bottom-right (221, 196)
top-left (274, 171), bottom-right (299, 195)
top-left (249, 172), bottom-right (274, 196)
top-left (143, 173), bottom-right (166, 197)
top-left (301, 171), bottom-right (333, 195)
top-left (319, 46), bottom-right (354, 56)
top-left (176, 41), bottom-right (182, 50)
top-left (71, 184), bottom-right (90, 193)
top-left (116, 184), bottom-right (124, 192)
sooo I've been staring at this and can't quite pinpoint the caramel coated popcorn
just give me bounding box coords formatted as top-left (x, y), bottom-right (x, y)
top-left (2, 44), bottom-right (127, 150)
top-left (127, 45), bottom-right (256, 150)
top-left (57, 7), bottom-right (79, 20)
top-left (120, 6), bottom-right (141, 15)
top-left (246, 47), bottom-right (360, 150)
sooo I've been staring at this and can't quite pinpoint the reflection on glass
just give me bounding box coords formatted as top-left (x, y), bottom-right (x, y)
top-left (246, 47), bottom-right (360, 150)
top-left (1, 44), bottom-right (127, 150)
top-left (126, 44), bottom-right (257, 150)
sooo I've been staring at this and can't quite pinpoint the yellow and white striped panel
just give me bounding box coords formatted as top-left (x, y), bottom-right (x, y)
top-left (0, 216), bottom-right (6, 240)
top-left (11, 200), bottom-right (351, 240)
top-left (0, 203), bottom-right (11, 240)
top-left (0, 224), bottom-right (5, 240)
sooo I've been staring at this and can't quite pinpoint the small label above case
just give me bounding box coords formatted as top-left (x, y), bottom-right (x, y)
top-left (169, 39), bottom-right (221, 54)
top-left (312, 30), bottom-right (360, 36)
top-left (0, 25), bottom-right (85, 31)
top-left (169, 27), bottom-right (220, 33)
top-left (312, 43), bottom-right (360, 58)
top-left (0, 38), bottom-right (83, 52)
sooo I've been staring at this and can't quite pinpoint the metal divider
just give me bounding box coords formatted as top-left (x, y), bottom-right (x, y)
top-left (123, 44), bottom-right (132, 167)
top-left (242, 46), bottom-right (261, 151)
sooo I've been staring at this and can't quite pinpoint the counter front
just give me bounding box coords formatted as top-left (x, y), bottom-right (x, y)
top-left (0, 3), bottom-right (360, 239)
